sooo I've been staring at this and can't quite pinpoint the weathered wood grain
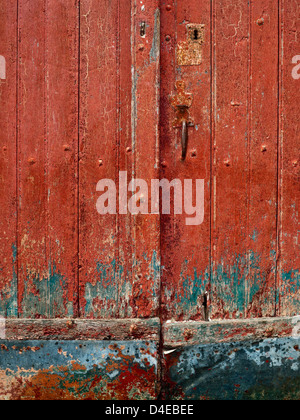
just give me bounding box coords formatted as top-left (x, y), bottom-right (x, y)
top-left (18, 0), bottom-right (49, 317)
top-left (130, 0), bottom-right (161, 318)
top-left (278, 0), bottom-right (300, 316)
top-left (4, 318), bottom-right (160, 341)
top-left (160, 0), bottom-right (211, 321)
top-left (0, 0), bottom-right (18, 318)
top-left (79, 0), bottom-right (121, 318)
top-left (211, 0), bottom-right (250, 319)
top-left (163, 316), bottom-right (299, 348)
top-left (18, 0), bottom-right (79, 318)
top-left (245, 0), bottom-right (279, 317)
top-left (0, 0), bottom-right (298, 334)
top-left (79, 0), bottom-right (161, 319)
top-left (46, 0), bottom-right (79, 318)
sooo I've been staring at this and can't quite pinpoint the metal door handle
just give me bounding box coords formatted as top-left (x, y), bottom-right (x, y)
top-left (171, 81), bottom-right (194, 161)
top-left (181, 120), bottom-right (188, 160)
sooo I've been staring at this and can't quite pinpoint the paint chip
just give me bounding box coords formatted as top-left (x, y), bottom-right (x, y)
top-left (0, 317), bottom-right (6, 339)
top-left (0, 56), bottom-right (6, 80)
top-left (292, 316), bottom-right (300, 338)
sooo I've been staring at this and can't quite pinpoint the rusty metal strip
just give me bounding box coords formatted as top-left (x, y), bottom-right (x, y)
top-left (163, 316), bottom-right (300, 348)
top-left (3, 318), bottom-right (160, 341)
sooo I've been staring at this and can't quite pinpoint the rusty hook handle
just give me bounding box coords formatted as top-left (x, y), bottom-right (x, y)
top-left (181, 119), bottom-right (188, 160)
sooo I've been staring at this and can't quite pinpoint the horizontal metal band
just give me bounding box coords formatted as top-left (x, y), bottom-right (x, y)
top-left (1, 317), bottom-right (299, 345)
top-left (163, 316), bottom-right (300, 348)
top-left (2, 318), bottom-right (161, 342)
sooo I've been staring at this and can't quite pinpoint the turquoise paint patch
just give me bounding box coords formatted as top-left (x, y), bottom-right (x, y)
top-left (49, 262), bottom-right (73, 318)
top-left (145, 251), bottom-right (161, 297)
top-left (21, 262), bottom-right (73, 318)
top-left (250, 230), bottom-right (259, 242)
top-left (213, 251), bottom-right (276, 316)
top-left (280, 269), bottom-right (300, 313)
top-left (149, 9), bottom-right (160, 64)
top-left (0, 243), bottom-right (18, 318)
top-left (84, 259), bottom-right (120, 318)
top-left (174, 260), bottom-right (209, 317)
top-left (84, 252), bottom-right (160, 318)
top-left (281, 269), bottom-right (300, 295)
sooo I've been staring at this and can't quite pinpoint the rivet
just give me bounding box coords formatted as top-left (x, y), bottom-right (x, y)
top-left (63, 144), bottom-right (70, 151)
top-left (161, 161), bottom-right (168, 168)
top-left (257, 18), bottom-right (264, 26)
top-left (261, 145), bottom-right (267, 152)
top-left (292, 160), bottom-right (298, 167)
top-left (67, 320), bottom-right (75, 329)
top-left (3, 146), bottom-right (7, 151)
top-left (191, 149), bottom-right (197, 157)
top-left (166, 5), bottom-right (172, 11)
top-left (165, 35), bottom-right (171, 42)
top-left (138, 44), bottom-right (145, 51)
top-left (126, 147), bottom-right (132, 153)
top-left (98, 159), bottom-right (103, 167)
top-left (224, 159), bottom-right (231, 167)
top-left (28, 158), bottom-right (36, 165)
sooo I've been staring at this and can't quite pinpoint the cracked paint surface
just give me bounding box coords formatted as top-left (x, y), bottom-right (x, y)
top-left (0, 341), bottom-right (158, 400)
top-left (163, 337), bottom-right (300, 400)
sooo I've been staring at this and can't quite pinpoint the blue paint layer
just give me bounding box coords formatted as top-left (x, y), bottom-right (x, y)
top-left (164, 337), bottom-right (300, 400)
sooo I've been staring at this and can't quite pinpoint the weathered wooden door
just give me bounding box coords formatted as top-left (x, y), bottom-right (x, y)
top-left (160, 0), bottom-right (299, 399)
top-left (160, 0), bottom-right (299, 319)
top-left (0, 0), bottom-right (299, 400)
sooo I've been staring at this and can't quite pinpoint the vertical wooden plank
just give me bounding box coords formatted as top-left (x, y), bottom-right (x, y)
top-left (130, 0), bottom-right (161, 318)
top-left (46, 0), bottom-right (79, 317)
top-left (211, 0), bottom-right (249, 319)
top-left (79, 0), bottom-right (161, 319)
top-left (278, 0), bottom-right (300, 316)
top-left (18, 0), bottom-right (78, 318)
top-left (160, 0), bottom-right (211, 320)
top-left (79, 0), bottom-right (119, 318)
top-left (18, 0), bottom-right (48, 317)
top-left (0, 0), bottom-right (18, 318)
top-left (245, 1), bottom-right (279, 317)
top-left (117, 1), bottom-right (134, 317)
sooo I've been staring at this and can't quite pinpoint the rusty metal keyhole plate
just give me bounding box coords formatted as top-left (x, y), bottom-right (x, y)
top-left (177, 24), bottom-right (205, 66)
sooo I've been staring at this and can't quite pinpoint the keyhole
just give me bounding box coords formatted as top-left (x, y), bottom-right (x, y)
top-left (192, 29), bottom-right (199, 40)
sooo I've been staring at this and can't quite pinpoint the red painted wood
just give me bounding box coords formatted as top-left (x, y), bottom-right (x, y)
top-left (117, 0), bottom-right (134, 318)
top-left (0, 0), bottom-right (18, 318)
top-left (18, 0), bottom-right (79, 318)
top-left (79, 0), bottom-right (121, 318)
top-left (18, 0), bottom-right (49, 317)
top-left (211, 0), bottom-right (250, 319)
top-left (79, 0), bottom-right (160, 318)
top-left (46, 0), bottom-right (79, 317)
top-left (0, 0), bottom-right (298, 325)
top-left (246, 0), bottom-right (278, 317)
top-left (130, 0), bottom-right (161, 318)
top-left (278, 0), bottom-right (300, 316)
top-left (160, 0), bottom-right (211, 321)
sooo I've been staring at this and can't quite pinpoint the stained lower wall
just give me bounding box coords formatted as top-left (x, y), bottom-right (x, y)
top-left (162, 337), bottom-right (300, 400)
top-left (0, 318), bottom-right (299, 400)
top-left (0, 341), bottom-right (159, 400)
